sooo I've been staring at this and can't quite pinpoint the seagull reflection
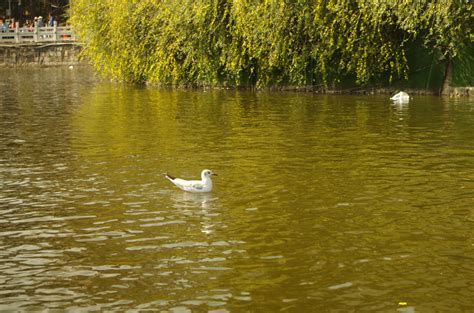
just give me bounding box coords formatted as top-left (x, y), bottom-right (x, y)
top-left (170, 192), bottom-right (216, 209)
top-left (169, 192), bottom-right (221, 235)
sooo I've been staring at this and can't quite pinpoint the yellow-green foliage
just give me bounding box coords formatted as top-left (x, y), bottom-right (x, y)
top-left (70, 0), bottom-right (472, 87)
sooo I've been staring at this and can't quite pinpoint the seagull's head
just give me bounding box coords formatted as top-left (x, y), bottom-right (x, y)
top-left (202, 169), bottom-right (217, 179)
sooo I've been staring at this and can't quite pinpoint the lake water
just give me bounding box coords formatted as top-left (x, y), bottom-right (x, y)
top-left (0, 67), bottom-right (473, 312)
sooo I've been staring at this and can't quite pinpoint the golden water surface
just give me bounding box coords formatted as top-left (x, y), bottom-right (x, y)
top-left (0, 68), bottom-right (473, 311)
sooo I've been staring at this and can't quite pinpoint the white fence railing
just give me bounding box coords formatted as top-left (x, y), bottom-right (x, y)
top-left (0, 26), bottom-right (76, 44)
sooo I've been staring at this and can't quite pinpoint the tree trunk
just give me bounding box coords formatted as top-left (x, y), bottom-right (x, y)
top-left (440, 55), bottom-right (452, 96)
top-left (29, 0), bottom-right (37, 19)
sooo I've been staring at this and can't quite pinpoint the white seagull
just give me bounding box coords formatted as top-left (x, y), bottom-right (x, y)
top-left (165, 169), bottom-right (217, 193)
top-left (390, 91), bottom-right (410, 103)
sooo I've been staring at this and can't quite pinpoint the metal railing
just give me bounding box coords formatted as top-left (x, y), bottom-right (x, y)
top-left (0, 25), bottom-right (76, 44)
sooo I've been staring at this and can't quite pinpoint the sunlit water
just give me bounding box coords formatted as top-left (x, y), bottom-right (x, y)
top-left (0, 67), bottom-right (473, 312)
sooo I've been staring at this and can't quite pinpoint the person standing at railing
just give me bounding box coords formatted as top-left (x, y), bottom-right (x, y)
top-left (9, 18), bottom-right (17, 29)
top-left (48, 14), bottom-right (56, 27)
top-left (0, 18), bottom-right (8, 32)
top-left (37, 16), bottom-right (44, 28)
top-left (24, 19), bottom-right (34, 31)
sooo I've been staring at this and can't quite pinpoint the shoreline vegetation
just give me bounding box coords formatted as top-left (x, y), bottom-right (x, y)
top-left (69, 1), bottom-right (471, 96)
top-left (145, 80), bottom-right (473, 97)
top-left (146, 84), bottom-right (474, 97)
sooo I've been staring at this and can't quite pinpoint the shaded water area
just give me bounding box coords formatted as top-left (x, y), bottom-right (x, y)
top-left (1, 67), bottom-right (473, 312)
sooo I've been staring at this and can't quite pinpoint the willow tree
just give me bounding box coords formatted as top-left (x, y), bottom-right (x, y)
top-left (70, 0), bottom-right (472, 91)
top-left (390, 0), bottom-right (473, 94)
top-left (356, 0), bottom-right (473, 94)
top-left (228, 1), bottom-right (322, 86)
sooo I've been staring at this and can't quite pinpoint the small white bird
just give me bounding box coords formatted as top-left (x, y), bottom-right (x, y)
top-left (165, 169), bottom-right (217, 193)
top-left (390, 91), bottom-right (410, 103)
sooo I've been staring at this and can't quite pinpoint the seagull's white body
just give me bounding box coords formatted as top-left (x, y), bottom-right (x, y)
top-left (390, 91), bottom-right (410, 103)
top-left (165, 169), bottom-right (216, 193)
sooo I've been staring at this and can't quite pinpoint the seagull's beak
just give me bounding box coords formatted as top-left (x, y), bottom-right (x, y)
top-left (212, 173), bottom-right (218, 176)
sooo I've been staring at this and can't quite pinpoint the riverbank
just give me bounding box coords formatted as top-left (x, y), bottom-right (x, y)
top-left (0, 43), bottom-right (83, 66)
top-left (146, 82), bottom-right (474, 97)
top-left (325, 86), bottom-right (474, 97)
